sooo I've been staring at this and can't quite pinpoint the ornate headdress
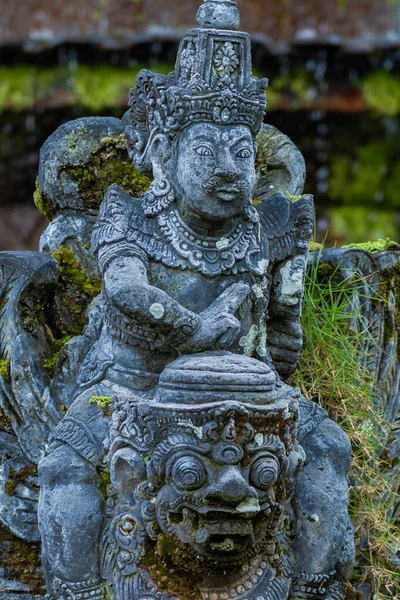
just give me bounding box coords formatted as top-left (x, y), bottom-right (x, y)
top-left (125, 0), bottom-right (268, 173)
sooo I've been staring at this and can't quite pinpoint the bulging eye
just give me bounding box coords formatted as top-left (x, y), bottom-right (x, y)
top-left (171, 456), bottom-right (206, 490)
top-left (236, 147), bottom-right (252, 159)
top-left (250, 456), bottom-right (279, 490)
top-left (194, 145), bottom-right (214, 157)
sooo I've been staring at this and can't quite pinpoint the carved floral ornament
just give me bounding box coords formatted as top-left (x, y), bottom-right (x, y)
top-left (213, 42), bottom-right (240, 77)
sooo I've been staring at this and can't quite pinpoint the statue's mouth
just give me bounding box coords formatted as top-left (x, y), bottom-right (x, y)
top-left (214, 187), bottom-right (240, 202)
top-left (168, 506), bottom-right (260, 558)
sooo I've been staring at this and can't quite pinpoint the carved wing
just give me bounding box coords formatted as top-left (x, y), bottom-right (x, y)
top-left (0, 252), bottom-right (64, 541)
top-left (254, 123), bottom-right (306, 204)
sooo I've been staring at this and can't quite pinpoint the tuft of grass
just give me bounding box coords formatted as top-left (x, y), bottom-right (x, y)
top-left (293, 255), bottom-right (399, 597)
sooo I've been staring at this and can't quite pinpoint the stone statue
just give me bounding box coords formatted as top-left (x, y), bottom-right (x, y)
top-left (0, 1), bottom-right (357, 598)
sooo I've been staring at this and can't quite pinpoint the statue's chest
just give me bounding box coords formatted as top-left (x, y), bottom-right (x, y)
top-left (149, 261), bottom-right (262, 313)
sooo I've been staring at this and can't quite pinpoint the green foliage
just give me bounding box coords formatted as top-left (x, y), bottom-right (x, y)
top-left (361, 71), bottom-right (400, 117)
top-left (266, 68), bottom-right (313, 111)
top-left (294, 256), bottom-right (399, 597)
top-left (329, 139), bottom-right (400, 210)
top-left (328, 207), bottom-right (398, 244)
top-left (0, 64), bottom-right (173, 112)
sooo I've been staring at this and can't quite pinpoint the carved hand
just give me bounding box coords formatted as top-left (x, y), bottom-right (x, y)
top-left (180, 283), bottom-right (250, 352)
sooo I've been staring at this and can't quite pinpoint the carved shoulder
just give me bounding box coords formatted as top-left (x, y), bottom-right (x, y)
top-left (256, 191), bottom-right (314, 265)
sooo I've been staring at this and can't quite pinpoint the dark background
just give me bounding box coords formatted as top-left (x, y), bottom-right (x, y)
top-left (1, 0), bottom-right (400, 250)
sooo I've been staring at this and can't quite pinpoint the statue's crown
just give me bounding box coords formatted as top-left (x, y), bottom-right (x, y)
top-left (125, 0), bottom-right (268, 172)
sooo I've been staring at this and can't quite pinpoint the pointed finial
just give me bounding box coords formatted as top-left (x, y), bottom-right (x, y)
top-left (196, 0), bottom-right (240, 30)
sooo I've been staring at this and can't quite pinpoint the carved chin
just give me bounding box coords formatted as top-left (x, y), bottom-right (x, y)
top-left (165, 507), bottom-right (260, 561)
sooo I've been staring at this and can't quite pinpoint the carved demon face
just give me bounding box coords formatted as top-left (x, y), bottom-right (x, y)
top-left (173, 123), bottom-right (257, 222)
top-left (144, 413), bottom-right (289, 567)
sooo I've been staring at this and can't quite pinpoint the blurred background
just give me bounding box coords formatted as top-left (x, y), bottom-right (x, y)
top-left (0, 0), bottom-right (400, 251)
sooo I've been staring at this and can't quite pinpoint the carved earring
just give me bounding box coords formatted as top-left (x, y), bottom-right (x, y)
top-left (142, 177), bottom-right (175, 216)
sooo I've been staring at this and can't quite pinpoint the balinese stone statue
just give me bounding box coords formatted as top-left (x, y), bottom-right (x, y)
top-left (0, 1), bottom-right (358, 598)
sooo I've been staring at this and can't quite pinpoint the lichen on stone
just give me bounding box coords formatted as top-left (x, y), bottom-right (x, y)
top-left (284, 190), bottom-right (303, 202)
top-left (89, 395), bottom-right (112, 415)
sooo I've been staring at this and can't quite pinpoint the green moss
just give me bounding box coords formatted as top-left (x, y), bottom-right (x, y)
top-left (284, 190), bottom-right (303, 202)
top-left (63, 134), bottom-right (151, 212)
top-left (141, 534), bottom-right (199, 600)
top-left (309, 241), bottom-right (323, 252)
top-left (52, 246), bottom-right (101, 296)
top-left (328, 207), bottom-right (398, 244)
top-left (342, 238), bottom-right (400, 252)
top-left (33, 177), bottom-right (55, 221)
top-left (97, 466), bottom-right (111, 498)
top-left (48, 246), bottom-right (102, 338)
top-left (361, 71), bottom-right (400, 116)
top-left (0, 360), bottom-right (10, 383)
top-left (43, 334), bottom-right (72, 376)
top-left (89, 395), bottom-right (112, 415)
top-left (0, 522), bottom-right (44, 594)
top-left (5, 465), bottom-right (36, 496)
top-left (71, 64), bottom-right (171, 111)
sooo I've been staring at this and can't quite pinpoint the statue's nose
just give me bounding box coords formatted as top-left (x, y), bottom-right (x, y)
top-left (213, 166), bottom-right (239, 182)
top-left (214, 155), bottom-right (240, 182)
top-left (204, 467), bottom-right (258, 508)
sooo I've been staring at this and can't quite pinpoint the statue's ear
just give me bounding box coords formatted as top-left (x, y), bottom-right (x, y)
top-left (149, 134), bottom-right (172, 179)
top-left (110, 447), bottom-right (146, 492)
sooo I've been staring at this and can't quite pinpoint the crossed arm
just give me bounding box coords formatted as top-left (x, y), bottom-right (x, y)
top-left (103, 255), bottom-right (250, 352)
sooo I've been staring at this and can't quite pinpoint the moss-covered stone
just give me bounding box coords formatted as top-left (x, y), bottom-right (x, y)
top-left (342, 238), bottom-right (400, 252)
top-left (48, 246), bottom-right (101, 338)
top-left (284, 190), bottom-right (303, 202)
top-left (4, 465), bottom-right (36, 497)
top-left (309, 241), bottom-right (323, 252)
top-left (0, 359), bottom-right (10, 383)
top-left (89, 395), bottom-right (112, 416)
top-left (63, 134), bottom-right (151, 213)
top-left (43, 333), bottom-right (73, 376)
top-left (0, 523), bottom-right (44, 595)
top-left (141, 534), bottom-right (200, 600)
top-left (33, 177), bottom-right (55, 221)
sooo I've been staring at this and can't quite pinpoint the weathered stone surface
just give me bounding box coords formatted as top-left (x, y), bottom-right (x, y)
top-left (0, 1), bottom-right (361, 599)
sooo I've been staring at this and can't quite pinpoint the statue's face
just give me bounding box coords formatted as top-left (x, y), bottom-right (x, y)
top-left (145, 418), bottom-right (288, 569)
top-left (174, 123), bottom-right (256, 222)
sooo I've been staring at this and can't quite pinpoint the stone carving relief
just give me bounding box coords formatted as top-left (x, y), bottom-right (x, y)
top-left (0, 0), bottom-right (375, 598)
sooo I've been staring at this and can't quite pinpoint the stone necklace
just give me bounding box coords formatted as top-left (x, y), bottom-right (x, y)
top-left (158, 208), bottom-right (262, 277)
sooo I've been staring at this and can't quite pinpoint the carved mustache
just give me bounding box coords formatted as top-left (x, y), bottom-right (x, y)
top-left (203, 175), bottom-right (249, 196)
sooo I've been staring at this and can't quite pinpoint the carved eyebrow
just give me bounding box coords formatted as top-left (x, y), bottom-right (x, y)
top-left (191, 135), bottom-right (216, 144)
top-left (230, 136), bottom-right (253, 147)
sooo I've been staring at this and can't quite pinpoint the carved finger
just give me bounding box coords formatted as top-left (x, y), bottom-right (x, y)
top-left (203, 283), bottom-right (251, 316)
